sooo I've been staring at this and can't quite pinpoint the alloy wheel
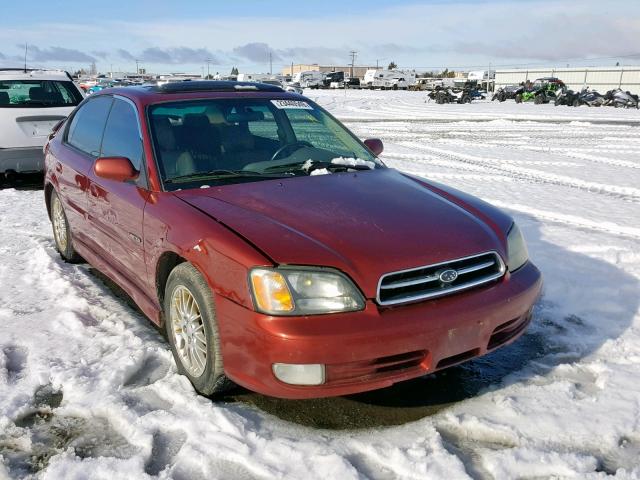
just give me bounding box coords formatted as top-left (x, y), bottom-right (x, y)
top-left (170, 285), bottom-right (208, 377)
top-left (52, 196), bottom-right (68, 253)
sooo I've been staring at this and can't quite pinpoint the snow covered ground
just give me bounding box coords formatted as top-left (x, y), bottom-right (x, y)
top-left (1, 91), bottom-right (640, 479)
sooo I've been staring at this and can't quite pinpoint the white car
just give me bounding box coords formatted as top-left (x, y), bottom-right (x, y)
top-left (0, 69), bottom-right (84, 174)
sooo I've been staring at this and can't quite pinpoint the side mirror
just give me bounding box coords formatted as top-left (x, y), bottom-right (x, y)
top-left (94, 156), bottom-right (138, 182)
top-left (364, 138), bottom-right (384, 157)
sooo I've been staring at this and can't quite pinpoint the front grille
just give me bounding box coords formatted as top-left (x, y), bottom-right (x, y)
top-left (377, 251), bottom-right (505, 306)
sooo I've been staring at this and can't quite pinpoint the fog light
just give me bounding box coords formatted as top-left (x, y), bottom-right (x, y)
top-left (272, 363), bottom-right (325, 386)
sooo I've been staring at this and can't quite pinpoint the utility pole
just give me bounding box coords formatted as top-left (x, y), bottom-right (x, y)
top-left (206, 58), bottom-right (211, 79)
top-left (135, 59), bottom-right (139, 75)
top-left (24, 43), bottom-right (28, 72)
top-left (349, 50), bottom-right (357, 79)
top-left (269, 52), bottom-right (273, 75)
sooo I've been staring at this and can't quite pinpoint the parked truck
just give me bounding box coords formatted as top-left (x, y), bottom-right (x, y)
top-left (292, 71), bottom-right (325, 89)
top-left (363, 69), bottom-right (416, 90)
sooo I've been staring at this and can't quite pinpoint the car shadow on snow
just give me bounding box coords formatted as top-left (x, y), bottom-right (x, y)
top-left (0, 172), bottom-right (44, 191)
top-left (223, 212), bottom-right (640, 430)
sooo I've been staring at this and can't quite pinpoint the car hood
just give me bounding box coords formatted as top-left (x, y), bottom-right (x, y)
top-left (175, 169), bottom-right (510, 298)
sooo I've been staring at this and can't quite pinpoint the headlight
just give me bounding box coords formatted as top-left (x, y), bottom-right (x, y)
top-left (249, 267), bottom-right (365, 315)
top-left (507, 223), bottom-right (529, 272)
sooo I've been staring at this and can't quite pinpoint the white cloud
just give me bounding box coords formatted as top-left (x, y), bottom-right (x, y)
top-left (0, 0), bottom-right (638, 72)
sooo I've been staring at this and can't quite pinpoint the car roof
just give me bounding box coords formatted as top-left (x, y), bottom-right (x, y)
top-left (95, 80), bottom-right (304, 106)
top-left (0, 68), bottom-right (74, 81)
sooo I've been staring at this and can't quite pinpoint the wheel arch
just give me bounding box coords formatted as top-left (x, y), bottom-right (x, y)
top-left (44, 182), bottom-right (54, 220)
top-left (155, 251), bottom-right (187, 324)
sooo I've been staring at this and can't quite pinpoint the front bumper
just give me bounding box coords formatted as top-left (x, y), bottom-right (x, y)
top-left (216, 261), bottom-right (542, 399)
top-left (0, 147), bottom-right (44, 173)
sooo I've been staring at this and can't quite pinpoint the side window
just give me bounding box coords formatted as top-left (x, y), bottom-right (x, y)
top-left (100, 98), bottom-right (143, 170)
top-left (67, 96), bottom-right (113, 157)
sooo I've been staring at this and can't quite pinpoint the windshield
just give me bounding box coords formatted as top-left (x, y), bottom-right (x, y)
top-left (148, 98), bottom-right (382, 190)
top-left (0, 80), bottom-right (83, 108)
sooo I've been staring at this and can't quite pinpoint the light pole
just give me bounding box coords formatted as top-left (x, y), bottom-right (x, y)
top-left (349, 50), bottom-right (357, 79)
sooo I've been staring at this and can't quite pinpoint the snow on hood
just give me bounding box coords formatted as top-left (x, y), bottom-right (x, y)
top-left (302, 157), bottom-right (376, 175)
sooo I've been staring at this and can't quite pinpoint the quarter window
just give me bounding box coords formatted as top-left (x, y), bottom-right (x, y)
top-left (67, 96), bottom-right (113, 157)
top-left (101, 98), bottom-right (143, 170)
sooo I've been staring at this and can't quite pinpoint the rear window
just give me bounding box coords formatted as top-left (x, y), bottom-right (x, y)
top-left (0, 80), bottom-right (83, 108)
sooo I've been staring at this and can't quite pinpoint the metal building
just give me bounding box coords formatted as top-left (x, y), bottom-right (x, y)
top-left (281, 64), bottom-right (376, 80)
top-left (495, 67), bottom-right (640, 94)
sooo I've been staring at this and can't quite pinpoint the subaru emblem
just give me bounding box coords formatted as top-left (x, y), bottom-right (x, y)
top-left (439, 269), bottom-right (458, 284)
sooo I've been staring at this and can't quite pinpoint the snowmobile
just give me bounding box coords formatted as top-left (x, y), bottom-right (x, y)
top-left (604, 89), bottom-right (639, 108)
top-left (554, 88), bottom-right (580, 107)
top-left (576, 88), bottom-right (606, 107)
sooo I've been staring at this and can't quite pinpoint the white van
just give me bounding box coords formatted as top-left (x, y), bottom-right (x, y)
top-left (363, 69), bottom-right (416, 90)
top-left (236, 73), bottom-right (275, 83)
top-left (0, 69), bottom-right (84, 173)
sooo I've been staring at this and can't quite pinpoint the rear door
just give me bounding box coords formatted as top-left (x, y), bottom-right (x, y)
top-left (86, 96), bottom-right (149, 290)
top-left (53, 95), bottom-right (113, 239)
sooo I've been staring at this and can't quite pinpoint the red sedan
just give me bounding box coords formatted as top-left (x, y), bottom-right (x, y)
top-left (43, 81), bottom-right (542, 398)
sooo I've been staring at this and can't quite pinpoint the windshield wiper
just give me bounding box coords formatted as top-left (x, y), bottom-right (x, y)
top-left (164, 169), bottom-right (287, 184)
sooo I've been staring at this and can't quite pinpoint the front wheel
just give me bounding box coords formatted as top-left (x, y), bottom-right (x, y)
top-left (164, 263), bottom-right (233, 396)
top-left (50, 190), bottom-right (82, 263)
top-left (515, 94), bottom-right (522, 103)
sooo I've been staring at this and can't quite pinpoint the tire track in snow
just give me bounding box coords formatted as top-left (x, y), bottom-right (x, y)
top-left (407, 143), bottom-right (640, 202)
top-left (486, 199), bottom-right (640, 240)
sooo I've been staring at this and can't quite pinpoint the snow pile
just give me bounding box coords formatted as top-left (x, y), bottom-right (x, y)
top-left (1, 91), bottom-right (640, 478)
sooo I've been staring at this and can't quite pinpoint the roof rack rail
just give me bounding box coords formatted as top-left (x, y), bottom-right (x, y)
top-left (150, 80), bottom-right (283, 93)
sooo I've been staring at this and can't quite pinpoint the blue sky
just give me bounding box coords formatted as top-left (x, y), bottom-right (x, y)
top-left (1, 0), bottom-right (638, 74)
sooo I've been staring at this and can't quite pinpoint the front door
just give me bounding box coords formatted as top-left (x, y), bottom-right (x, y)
top-left (86, 97), bottom-right (149, 291)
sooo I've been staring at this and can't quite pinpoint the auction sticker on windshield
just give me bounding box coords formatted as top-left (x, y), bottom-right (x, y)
top-left (271, 100), bottom-right (313, 110)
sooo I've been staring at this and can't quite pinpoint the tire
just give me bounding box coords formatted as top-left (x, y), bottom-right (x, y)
top-left (164, 262), bottom-right (233, 396)
top-left (50, 190), bottom-right (82, 263)
top-left (515, 94), bottom-right (522, 103)
top-left (461, 95), bottom-right (471, 104)
top-left (573, 99), bottom-right (580, 107)
top-left (534, 94), bottom-right (544, 105)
